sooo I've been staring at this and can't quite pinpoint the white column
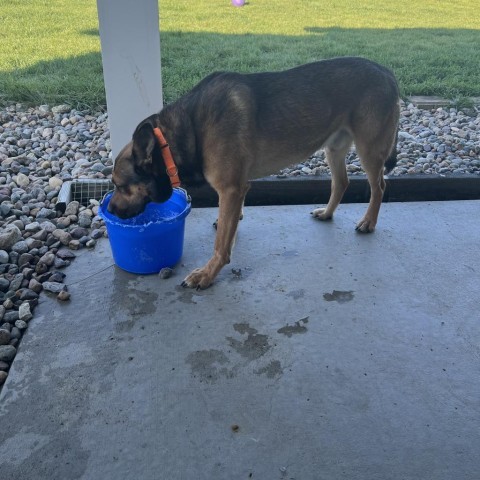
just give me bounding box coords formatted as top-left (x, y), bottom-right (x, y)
top-left (96, 0), bottom-right (163, 160)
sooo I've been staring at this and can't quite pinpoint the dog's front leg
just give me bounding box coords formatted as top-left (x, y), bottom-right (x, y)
top-left (182, 185), bottom-right (248, 289)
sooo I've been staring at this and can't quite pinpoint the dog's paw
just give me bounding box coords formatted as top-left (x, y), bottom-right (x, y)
top-left (311, 208), bottom-right (333, 221)
top-left (355, 218), bottom-right (376, 233)
top-left (181, 268), bottom-right (214, 290)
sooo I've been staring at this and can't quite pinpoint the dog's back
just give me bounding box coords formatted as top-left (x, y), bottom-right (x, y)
top-left (175, 58), bottom-right (398, 179)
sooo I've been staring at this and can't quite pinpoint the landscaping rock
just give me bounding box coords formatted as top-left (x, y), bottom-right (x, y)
top-left (0, 329), bottom-right (10, 345)
top-left (0, 225), bottom-right (22, 251)
top-left (42, 282), bottom-right (67, 293)
top-left (0, 345), bottom-right (16, 362)
top-left (14, 320), bottom-right (28, 331)
top-left (57, 290), bottom-right (71, 301)
top-left (18, 302), bottom-right (33, 321)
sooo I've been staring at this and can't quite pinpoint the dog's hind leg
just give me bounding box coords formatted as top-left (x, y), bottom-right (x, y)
top-left (311, 130), bottom-right (352, 221)
top-left (354, 110), bottom-right (398, 233)
top-left (355, 163), bottom-right (385, 233)
top-left (354, 137), bottom-right (393, 233)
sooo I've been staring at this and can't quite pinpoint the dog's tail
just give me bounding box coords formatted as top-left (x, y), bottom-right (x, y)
top-left (384, 129), bottom-right (398, 174)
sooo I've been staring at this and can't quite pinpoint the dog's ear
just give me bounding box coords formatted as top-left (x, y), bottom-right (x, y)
top-left (132, 118), bottom-right (157, 169)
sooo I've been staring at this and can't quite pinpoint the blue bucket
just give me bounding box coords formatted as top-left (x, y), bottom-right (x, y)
top-left (99, 188), bottom-right (191, 274)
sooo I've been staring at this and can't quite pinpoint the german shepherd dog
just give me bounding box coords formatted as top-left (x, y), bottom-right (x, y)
top-left (109, 57), bottom-right (400, 289)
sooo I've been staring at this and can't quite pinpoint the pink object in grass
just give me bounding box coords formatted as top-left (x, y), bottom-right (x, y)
top-left (231, 0), bottom-right (245, 6)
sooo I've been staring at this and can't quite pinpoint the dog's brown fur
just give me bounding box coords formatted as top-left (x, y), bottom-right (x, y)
top-left (109, 57), bottom-right (400, 289)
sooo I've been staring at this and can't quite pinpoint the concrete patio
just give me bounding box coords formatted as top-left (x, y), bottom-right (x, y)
top-left (0, 200), bottom-right (479, 480)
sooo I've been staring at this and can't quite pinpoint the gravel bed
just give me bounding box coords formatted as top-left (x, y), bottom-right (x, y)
top-left (0, 100), bottom-right (479, 388)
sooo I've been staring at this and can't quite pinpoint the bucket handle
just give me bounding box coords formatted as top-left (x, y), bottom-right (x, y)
top-left (101, 189), bottom-right (114, 206)
top-left (176, 187), bottom-right (192, 204)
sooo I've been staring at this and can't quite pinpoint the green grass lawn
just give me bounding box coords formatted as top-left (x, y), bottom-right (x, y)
top-left (1, 0), bottom-right (479, 109)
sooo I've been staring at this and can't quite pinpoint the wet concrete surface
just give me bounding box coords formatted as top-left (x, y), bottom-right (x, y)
top-left (1, 201), bottom-right (480, 480)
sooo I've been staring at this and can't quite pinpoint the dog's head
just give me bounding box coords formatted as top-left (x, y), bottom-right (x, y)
top-left (108, 116), bottom-right (173, 219)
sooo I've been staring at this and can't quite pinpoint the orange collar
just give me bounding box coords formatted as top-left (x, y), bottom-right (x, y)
top-left (153, 127), bottom-right (181, 188)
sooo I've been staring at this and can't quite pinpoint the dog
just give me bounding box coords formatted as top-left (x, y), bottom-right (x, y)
top-left (108, 56), bottom-right (400, 289)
